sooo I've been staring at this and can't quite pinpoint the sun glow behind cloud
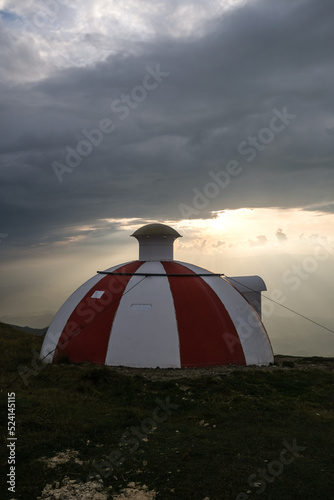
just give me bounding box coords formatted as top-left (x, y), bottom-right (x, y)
top-left (172, 207), bottom-right (334, 255)
top-left (84, 208), bottom-right (334, 289)
top-left (69, 206), bottom-right (334, 260)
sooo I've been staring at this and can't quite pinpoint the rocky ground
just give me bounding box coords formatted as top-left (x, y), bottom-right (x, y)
top-left (37, 477), bottom-right (156, 500)
top-left (105, 355), bottom-right (334, 381)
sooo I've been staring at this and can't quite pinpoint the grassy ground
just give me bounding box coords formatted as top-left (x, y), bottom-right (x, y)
top-left (1, 322), bottom-right (334, 499)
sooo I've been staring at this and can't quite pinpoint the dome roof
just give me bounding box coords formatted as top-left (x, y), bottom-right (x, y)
top-left (131, 223), bottom-right (182, 238)
top-left (40, 260), bottom-right (273, 368)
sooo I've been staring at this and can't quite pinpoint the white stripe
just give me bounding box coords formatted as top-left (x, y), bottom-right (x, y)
top-left (105, 261), bottom-right (181, 368)
top-left (40, 262), bottom-right (131, 363)
top-left (175, 261), bottom-right (274, 366)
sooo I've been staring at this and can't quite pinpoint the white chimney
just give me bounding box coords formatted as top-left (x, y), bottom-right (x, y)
top-left (131, 223), bottom-right (182, 261)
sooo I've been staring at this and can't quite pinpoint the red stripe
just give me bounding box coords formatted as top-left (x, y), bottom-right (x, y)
top-left (53, 261), bottom-right (142, 364)
top-left (162, 261), bottom-right (246, 367)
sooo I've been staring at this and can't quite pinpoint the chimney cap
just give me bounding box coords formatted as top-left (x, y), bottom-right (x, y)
top-left (131, 223), bottom-right (182, 239)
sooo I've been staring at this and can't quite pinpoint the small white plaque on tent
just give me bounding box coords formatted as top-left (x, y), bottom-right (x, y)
top-left (131, 304), bottom-right (152, 311)
top-left (91, 290), bottom-right (105, 299)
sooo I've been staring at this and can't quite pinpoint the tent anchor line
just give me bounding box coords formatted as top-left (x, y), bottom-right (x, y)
top-left (97, 271), bottom-right (224, 277)
top-left (226, 276), bottom-right (334, 336)
top-left (0, 275), bottom-right (149, 394)
top-left (97, 271), bottom-right (334, 335)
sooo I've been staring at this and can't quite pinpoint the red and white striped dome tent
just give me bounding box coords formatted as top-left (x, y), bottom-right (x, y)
top-left (41, 223), bottom-right (273, 367)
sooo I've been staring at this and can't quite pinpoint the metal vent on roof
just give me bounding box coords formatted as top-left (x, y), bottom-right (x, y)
top-left (131, 304), bottom-right (152, 311)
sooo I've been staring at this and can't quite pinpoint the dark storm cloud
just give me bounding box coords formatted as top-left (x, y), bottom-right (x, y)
top-left (1, 0), bottom-right (334, 249)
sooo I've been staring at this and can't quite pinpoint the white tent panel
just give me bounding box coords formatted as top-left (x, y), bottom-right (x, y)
top-left (105, 261), bottom-right (181, 368)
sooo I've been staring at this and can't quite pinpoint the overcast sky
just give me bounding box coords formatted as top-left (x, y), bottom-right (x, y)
top-left (0, 0), bottom-right (333, 356)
